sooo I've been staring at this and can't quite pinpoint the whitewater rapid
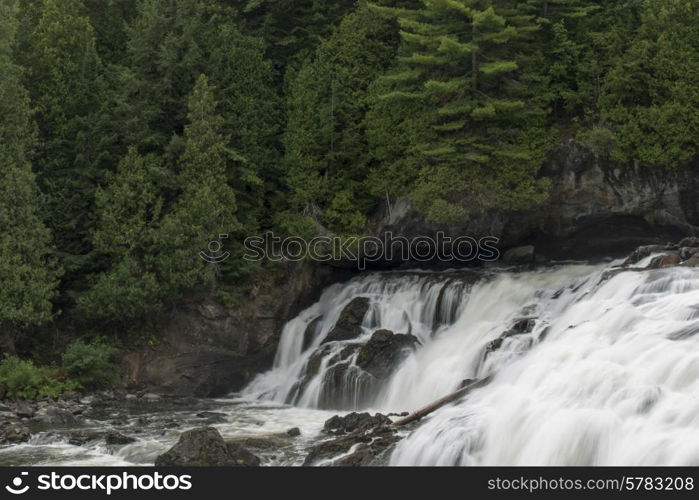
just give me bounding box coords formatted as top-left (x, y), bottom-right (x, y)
top-left (245, 259), bottom-right (699, 466)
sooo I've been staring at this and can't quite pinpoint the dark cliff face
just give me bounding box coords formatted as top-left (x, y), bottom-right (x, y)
top-left (372, 140), bottom-right (699, 263)
top-left (124, 263), bottom-right (353, 397)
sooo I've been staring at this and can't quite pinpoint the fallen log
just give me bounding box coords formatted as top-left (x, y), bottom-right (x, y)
top-left (392, 376), bottom-right (492, 427)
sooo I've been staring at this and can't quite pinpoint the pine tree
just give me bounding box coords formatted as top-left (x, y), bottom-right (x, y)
top-left (26, 0), bottom-right (108, 295)
top-left (0, 0), bottom-right (60, 348)
top-left (368, 0), bottom-right (552, 222)
top-left (155, 75), bottom-right (240, 296)
top-left (122, 0), bottom-right (280, 233)
top-left (597, 0), bottom-right (699, 167)
top-left (78, 148), bottom-right (164, 320)
top-left (283, 6), bottom-right (401, 233)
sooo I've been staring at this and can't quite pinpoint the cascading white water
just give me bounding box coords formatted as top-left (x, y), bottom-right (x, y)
top-left (244, 272), bottom-right (476, 409)
top-left (245, 257), bottom-right (699, 465)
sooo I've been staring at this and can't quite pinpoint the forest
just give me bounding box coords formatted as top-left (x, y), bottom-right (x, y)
top-left (1, 0), bottom-right (698, 370)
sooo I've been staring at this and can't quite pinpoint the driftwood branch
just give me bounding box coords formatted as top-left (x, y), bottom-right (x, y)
top-left (392, 376), bottom-right (492, 427)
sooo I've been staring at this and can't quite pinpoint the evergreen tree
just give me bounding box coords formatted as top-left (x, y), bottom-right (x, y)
top-left (283, 6), bottom-right (401, 233)
top-left (122, 0), bottom-right (280, 232)
top-left (595, 0), bottom-right (699, 168)
top-left (0, 0), bottom-right (60, 347)
top-left (368, 0), bottom-right (552, 222)
top-left (78, 148), bottom-right (164, 320)
top-left (25, 0), bottom-right (108, 298)
top-left (155, 74), bottom-right (240, 295)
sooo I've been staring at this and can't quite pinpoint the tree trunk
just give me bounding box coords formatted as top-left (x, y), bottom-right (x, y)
top-left (393, 376), bottom-right (492, 427)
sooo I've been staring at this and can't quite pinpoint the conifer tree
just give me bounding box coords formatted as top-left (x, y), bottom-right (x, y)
top-left (368, 0), bottom-right (552, 222)
top-left (78, 148), bottom-right (164, 320)
top-left (26, 0), bottom-right (108, 293)
top-left (155, 75), bottom-right (240, 296)
top-left (597, 0), bottom-right (699, 168)
top-left (0, 0), bottom-right (60, 347)
top-left (284, 6), bottom-right (400, 233)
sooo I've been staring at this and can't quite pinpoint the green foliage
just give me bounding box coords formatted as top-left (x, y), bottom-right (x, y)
top-left (367, 0), bottom-right (553, 222)
top-left (62, 340), bottom-right (120, 389)
top-left (0, 356), bottom-right (77, 399)
top-left (598, 0), bottom-right (699, 168)
top-left (3, 0), bottom-right (698, 339)
top-left (284, 6), bottom-right (401, 232)
top-left (0, 0), bottom-right (60, 330)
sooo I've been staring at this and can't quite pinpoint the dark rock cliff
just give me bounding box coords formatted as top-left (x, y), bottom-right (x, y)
top-left (124, 263), bottom-right (353, 397)
top-left (373, 140), bottom-right (699, 263)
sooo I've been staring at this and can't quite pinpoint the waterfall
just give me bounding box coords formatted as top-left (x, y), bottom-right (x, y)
top-left (245, 255), bottom-right (699, 465)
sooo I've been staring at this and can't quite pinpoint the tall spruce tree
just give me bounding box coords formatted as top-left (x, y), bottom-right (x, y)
top-left (78, 148), bottom-right (164, 320)
top-left (283, 6), bottom-right (401, 233)
top-left (596, 0), bottom-right (699, 168)
top-left (0, 0), bottom-right (60, 348)
top-left (368, 0), bottom-right (552, 222)
top-left (26, 0), bottom-right (108, 298)
top-left (155, 75), bottom-right (240, 298)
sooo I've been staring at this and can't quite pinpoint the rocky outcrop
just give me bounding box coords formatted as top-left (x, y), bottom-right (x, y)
top-left (303, 413), bottom-right (398, 466)
top-left (323, 412), bottom-right (392, 435)
top-left (154, 427), bottom-right (260, 467)
top-left (124, 262), bottom-right (354, 397)
top-left (371, 140), bottom-right (699, 264)
top-left (621, 238), bottom-right (699, 270)
top-left (356, 330), bottom-right (419, 380)
top-left (105, 431), bottom-right (136, 445)
top-left (322, 298), bottom-right (370, 343)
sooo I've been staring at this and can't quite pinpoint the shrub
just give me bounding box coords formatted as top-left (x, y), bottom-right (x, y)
top-left (62, 341), bottom-right (120, 389)
top-left (0, 356), bottom-right (77, 399)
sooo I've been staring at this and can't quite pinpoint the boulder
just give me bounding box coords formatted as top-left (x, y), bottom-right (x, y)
top-left (32, 407), bottom-right (77, 425)
top-left (14, 401), bottom-right (34, 419)
top-left (304, 425), bottom-right (399, 466)
top-left (322, 298), bottom-right (370, 343)
top-left (286, 427), bottom-right (301, 437)
top-left (1, 425), bottom-right (30, 443)
top-left (323, 412), bottom-right (392, 435)
top-left (67, 430), bottom-right (102, 446)
top-left (356, 330), bottom-right (419, 380)
top-left (105, 431), bottom-right (136, 445)
top-left (154, 427), bottom-right (260, 466)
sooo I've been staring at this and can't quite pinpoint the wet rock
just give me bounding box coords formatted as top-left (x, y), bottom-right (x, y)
top-left (155, 427), bottom-right (260, 466)
top-left (678, 237), bottom-right (699, 248)
top-left (68, 430), bottom-right (102, 446)
top-left (290, 344), bottom-right (361, 404)
top-left (622, 245), bottom-right (667, 267)
top-left (483, 317), bottom-right (537, 359)
top-left (33, 407), bottom-right (77, 425)
top-left (303, 426), bottom-right (399, 466)
top-left (105, 431), bottom-right (136, 445)
top-left (322, 298), bottom-right (370, 343)
top-left (649, 253), bottom-right (681, 269)
top-left (286, 427), bottom-right (301, 437)
top-left (302, 316), bottom-right (322, 351)
top-left (503, 245), bottom-right (535, 265)
top-left (2, 425), bottom-right (30, 443)
top-left (226, 435), bottom-right (286, 451)
top-left (356, 330), bottom-right (419, 380)
top-left (323, 412), bottom-right (392, 436)
top-left (681, 255), bottom-right (699, 267)
top-left (14, 401), bottom-right (34, 419)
